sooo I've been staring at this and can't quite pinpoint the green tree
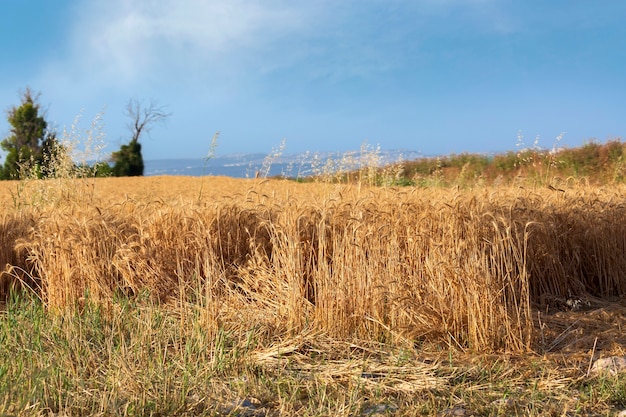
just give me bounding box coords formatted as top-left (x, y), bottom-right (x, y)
top-left (111, 140), bottom-right (144, 176)
top-left (1, 89), bottom-right (59, 179)
top-left (111, 99), bottom-right (170, 177)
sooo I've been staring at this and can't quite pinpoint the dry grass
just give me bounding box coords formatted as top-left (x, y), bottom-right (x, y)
top-left (1, 176), bottom-right (625, 350)
top-left (1, 176), bottom-right (626, 415)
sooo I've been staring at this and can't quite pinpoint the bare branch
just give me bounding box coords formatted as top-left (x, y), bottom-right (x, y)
top-left (125, 99), bottom-right (171, 143)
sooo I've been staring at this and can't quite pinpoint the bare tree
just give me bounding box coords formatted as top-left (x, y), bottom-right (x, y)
top-left (111, 99), bottom-right (171, 177)
top-left (126, 99), bottom-right (171, 144)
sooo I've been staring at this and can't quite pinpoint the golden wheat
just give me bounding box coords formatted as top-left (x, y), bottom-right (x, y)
top-left (1, 176), bottom-right (626, 352)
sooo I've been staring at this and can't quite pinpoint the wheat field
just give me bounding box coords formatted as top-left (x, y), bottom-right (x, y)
top-left (1, 175), bottom-right (625, 355)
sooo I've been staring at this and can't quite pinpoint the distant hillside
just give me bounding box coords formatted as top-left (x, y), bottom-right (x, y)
top-left (145, 149), bottom-right (424, 178)
top-left (276, 139), bottom-right (626, 187)
top-left (145, 140), bottom-right (626, 186)
top-left (390, 139), bottom-right (626, 187)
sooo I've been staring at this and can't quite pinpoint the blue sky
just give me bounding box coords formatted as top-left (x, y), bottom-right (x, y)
top-left (1, 1), bottom-right (625, 161)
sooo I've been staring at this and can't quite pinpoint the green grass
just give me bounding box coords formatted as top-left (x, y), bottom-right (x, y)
top-left (378, 138), bottom-right (626, 188)
top-left (2, 290), bottom-right (626, 416)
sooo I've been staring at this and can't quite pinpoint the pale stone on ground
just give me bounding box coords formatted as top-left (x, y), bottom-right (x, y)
top-left (590, 356), bottom-right (626, 376)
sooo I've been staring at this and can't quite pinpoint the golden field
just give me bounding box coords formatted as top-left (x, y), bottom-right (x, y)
top-left (3, 175), bottom-right (626, 415)
top-left (1, 175), bottom-right (625, 354)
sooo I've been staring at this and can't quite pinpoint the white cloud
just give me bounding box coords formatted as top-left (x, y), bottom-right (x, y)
top-left (40, 0), bottom-right (517, 94)
top-left (67, 0), bottom-right (319, 84)
top-left (30, 0), bottom-right (522, 114)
